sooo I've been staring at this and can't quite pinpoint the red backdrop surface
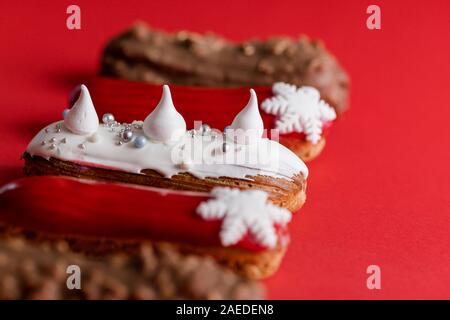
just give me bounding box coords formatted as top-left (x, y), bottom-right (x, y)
top-left (0, 0), bottom-right (450, 299)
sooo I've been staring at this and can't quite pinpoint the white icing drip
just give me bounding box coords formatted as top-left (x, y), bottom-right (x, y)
top-left (64, 85), bottom-right (99, 135)
top-left (230, 89), bottom-right (264, 145)
top-left (26, 120), bottom-right (308, 180)
top-left (143, 85), bottom-right (187, 142)
top-left (196, 187), bottom-right (292, 248)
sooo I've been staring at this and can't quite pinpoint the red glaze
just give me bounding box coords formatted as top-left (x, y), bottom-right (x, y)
top-left (0, 176), bottom-right (287, 252)
top-left (87, 77), bottom-right (334, 138)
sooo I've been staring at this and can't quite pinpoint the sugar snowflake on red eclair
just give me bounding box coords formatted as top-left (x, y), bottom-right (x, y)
top-left (196, 187), bottom-right (291, 248)
top-left (261, 82), bottom-right (336, 144)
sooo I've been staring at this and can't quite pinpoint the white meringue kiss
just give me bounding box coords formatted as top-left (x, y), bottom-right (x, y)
top-left (64, 85), bottom-right (99, 135)
top-left (230, 89), bottom-right (264, 145)
top-left (143, 85), bottom-right (186, 143)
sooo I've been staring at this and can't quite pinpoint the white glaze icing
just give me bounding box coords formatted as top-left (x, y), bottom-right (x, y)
top-left (26, 120), bottom-right (308, 181)
top-left (196, 187), bottom-right (292, 248)
top-left (64, 85), bottom-right (99, 135)
top-left (229, 89), bottom-right (264, 145)
top-left (261, 82), bottom-right (336, 144)
top-left (143, 85), bottom-right (187, 142)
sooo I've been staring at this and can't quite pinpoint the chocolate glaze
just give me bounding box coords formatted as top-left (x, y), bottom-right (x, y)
top-left (100, 22), bottom-right (350, 113)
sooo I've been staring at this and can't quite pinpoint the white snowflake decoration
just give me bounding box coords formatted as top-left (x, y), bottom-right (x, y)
top-left (261, 82), bottom-right (336, 144)
top-left (196, 187), bottom-right (292, 248)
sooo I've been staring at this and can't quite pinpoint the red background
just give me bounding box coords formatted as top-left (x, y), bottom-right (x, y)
top-left (1, 0), bottom-right (450, 299)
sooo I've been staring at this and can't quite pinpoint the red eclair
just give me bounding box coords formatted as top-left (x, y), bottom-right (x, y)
top-left (0, 176), bottom-right (294, 279)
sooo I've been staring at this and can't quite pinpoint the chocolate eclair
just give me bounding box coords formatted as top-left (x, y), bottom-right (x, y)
top-left (100, 23), bottom-right (349, 114)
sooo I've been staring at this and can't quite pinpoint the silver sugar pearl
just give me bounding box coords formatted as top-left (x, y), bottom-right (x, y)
top-left (121, 129), bottom-right (133, 142)
top-left (116, 140), bottom-right (123, 146)
top-left (132, 121), bottom-right (144, 129)
top-left (49, 137), bottom-right (56, 143)
top-left (40, 141), bottom-right (46, 146)
top-left (78, 143), bottom-right (86, 150)
top-left (61, 138), bottom-right (67, 144)
top-left (102, 113), bottom-right (115, 124)
top-left (134, 135), bottom-right (147, 148)
top-left (49, 143), bottom-right (56, 150)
